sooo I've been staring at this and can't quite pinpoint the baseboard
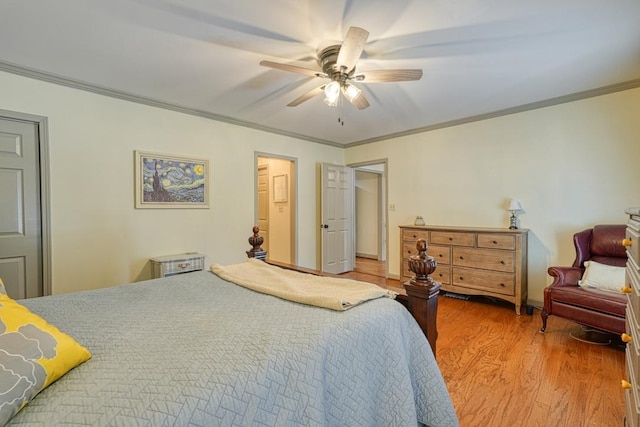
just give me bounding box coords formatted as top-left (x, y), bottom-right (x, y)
top-left (527, 299), bottom-right (543, 310)
top-left (355, 253), bottom-right (378, 260)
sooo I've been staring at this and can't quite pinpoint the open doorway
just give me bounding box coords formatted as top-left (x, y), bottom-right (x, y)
top-left (350, 160), bottom-right (387, 279)
top-left (255, 153), bottom-right (297, 265)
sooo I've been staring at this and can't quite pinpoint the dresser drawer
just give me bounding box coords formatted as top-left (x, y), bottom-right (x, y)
top-left (452, 267), bottom-right (515, 295)
top-left (403, 242), bottom-right (421, 259)
top-left (402, 259), bottom-right (450, 284)
top-left (430, 231), bottom-right (475, 247)
top-left (453, 247), bottom-right (515, 273)
top-left (477, 234), bottom-right (515, 250)
top-left (403, 229), bottom-right (428, 242)
top-left (625, 387), bottom-right (639, 427)
top-left (628, 258), bottom-right (640, 326)
top-left (402, 259), bottom-right (412, 279)
top-left (626, 346), bottom-right (640, 427)
top-left (427, 244), bottom-right (450, 265)
top-left (627, 342), bottom-right (640, 407)
top-left (627, 225), bottom-right (640, 267)
top-left (431, 267), bottom-right (450, 285)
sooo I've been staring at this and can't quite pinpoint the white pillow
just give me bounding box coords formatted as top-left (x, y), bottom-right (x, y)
top-left (578, 260), bottom-right (626, 293)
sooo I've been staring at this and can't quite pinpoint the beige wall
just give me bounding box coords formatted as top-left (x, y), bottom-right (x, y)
top-left (0, 71), bottom-right (343, 294)
top-left (346, 87), bottom-right (640, 304)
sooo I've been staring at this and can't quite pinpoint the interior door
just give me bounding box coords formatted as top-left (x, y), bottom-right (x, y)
top-left (0, 117), bottom-right (42, 299)
top-left (321, 163), bottom-right (354, 274)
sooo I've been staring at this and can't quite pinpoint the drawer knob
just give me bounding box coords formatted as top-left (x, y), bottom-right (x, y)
top-left (622, 380), bottom-right (633, 390)
top-left (177, 262), bottom-right (191, 269)
top-left (500, 283), bottom-right (505, 287)
top-left (500, 260), bottom-right (505, 265)
top-left (622, 333), bottom-right (633, 343)
top-left (493, 240), bottom-right (498, 244)
top-left (459, 256), bottom-right (464, 260)
top-left (622, 238), bottom-right (633, 247)
top-left (622, 286), bottom-right (633, 294)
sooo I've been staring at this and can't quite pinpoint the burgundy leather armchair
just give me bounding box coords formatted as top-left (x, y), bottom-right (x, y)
top-left (540, 224), bottom-right (627, 334)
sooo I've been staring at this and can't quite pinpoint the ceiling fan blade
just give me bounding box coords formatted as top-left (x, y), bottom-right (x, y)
top-left (260, 60), bottom-right (323, 78)
top-left (336, 26), bottom-right (369, 72)
top-left (354, 69), bottom-right (423, 83)
top-left (287, 86), bottom-right (325, 107)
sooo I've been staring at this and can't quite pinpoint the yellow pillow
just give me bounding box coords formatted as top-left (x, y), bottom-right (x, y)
top-left (0, 291), bottom-right (92, 425)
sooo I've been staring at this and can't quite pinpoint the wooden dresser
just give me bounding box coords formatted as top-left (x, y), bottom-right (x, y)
top-left (400, 225), bottom-right (528, 314)
top-left (624, 208), bottom-right (640, 426)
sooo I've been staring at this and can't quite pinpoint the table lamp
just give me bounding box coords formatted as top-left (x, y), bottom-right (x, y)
top-left (507, 199), bottom-right (523, 229)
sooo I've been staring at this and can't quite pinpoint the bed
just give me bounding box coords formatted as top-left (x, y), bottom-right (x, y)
top-left (1, 242), bottom-right (458, 426)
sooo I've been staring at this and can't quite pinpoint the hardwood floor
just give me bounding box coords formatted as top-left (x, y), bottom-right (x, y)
top-left (341, 258), bottom-right (626, 427)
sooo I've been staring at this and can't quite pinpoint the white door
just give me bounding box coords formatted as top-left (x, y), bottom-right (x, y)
top-left (321, 163), bottom-right (354, 274)
top-left (0, 117), bottom-right (42, 299)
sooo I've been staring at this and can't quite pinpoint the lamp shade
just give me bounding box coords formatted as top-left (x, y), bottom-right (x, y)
top-left (343, 83), bottom-right (361, 102)
top-left (508, 199), bottom-right (523, 212)
top-left (324, 81), bottom-right (340, 104)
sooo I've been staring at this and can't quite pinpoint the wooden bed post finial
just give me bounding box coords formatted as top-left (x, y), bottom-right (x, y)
top-left (404, 238), bottom-right (441, 356)
top-left (246, 226), bottom-right (267, 261)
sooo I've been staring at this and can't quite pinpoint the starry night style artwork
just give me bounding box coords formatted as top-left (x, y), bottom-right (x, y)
top-left (134, 151), bottom-right (209, 208)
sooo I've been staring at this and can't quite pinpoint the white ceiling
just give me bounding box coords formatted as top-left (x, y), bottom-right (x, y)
top-left (1, 0), bottom-right (639, 147)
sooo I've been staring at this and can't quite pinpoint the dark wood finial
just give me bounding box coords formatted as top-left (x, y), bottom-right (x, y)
top-left (408, 239), bottom-right (439, 286)
top-left (246, 226), bottom-right (267, 261)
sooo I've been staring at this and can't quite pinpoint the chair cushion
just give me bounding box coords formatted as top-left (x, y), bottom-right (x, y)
top-left (549, 285), bottom-right (626, 317)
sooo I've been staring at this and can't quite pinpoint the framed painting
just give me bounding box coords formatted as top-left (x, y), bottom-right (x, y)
top-left (134, 151), bottom-right (209, 209)
top-left (273, 174), bottom-right (288, 203)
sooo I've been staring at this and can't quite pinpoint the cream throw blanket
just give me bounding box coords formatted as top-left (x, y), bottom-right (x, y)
top-left (210, 258), bottom-right (396, 311)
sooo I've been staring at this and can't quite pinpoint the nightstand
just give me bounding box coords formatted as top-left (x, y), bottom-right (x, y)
top-left (150, 253), bottom-right (206, 278)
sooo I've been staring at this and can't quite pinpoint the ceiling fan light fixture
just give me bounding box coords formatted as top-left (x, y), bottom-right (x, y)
top-left (324, 81), bottom-right (340, 105)
top-left (324, 96), bottom-right (338, 107)
top-left (343, 84), bottom-right (361, 102)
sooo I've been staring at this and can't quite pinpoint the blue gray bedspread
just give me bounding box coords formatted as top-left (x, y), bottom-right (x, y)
top-left (13, 271), bottom-right (458, 426)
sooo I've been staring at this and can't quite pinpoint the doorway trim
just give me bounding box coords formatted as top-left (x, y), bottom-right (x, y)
top-left (0, 108), bottom-right (52, 295)
top-left (348, 158), bottom-right (388, 278)
top-left (254, 151), bottom-right (298, 265)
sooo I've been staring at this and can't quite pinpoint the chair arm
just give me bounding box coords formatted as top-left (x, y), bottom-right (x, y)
top-left (547, 266), bottom-right (584, 287)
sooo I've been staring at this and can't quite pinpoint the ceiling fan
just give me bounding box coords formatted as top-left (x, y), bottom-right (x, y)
top-left (259, 26), bottom-right (423, 110)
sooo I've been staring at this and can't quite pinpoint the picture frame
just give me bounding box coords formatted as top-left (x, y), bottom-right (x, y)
top-left (134, 150), bottom-right (209, 209)
top-left (273, 174), bottom-right (288, 203)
